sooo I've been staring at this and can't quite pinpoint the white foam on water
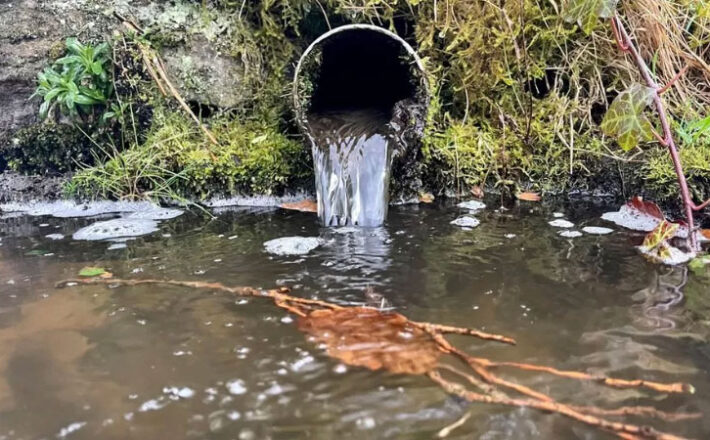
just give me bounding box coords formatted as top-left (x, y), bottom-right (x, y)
top-left (450, 216), bottom-right (480, 228)
top-left (139, 398), bottom-right (168, 412)
top-left (638, 245), bottom-right (695, 266)
top-left (73, 219), bottom-right (159, 241)
top-left (163, 386), bottom-right (195, 399)
top-left (0, 200), bottom-right (182, 219)
top-left (559, 230), bottom-right (583, 238)
top-left (601, 205), bottom-right (659, 232)
top-left (206, 192), bottom-right (311, 208)
top-left (552, 212), bottom-right (565, 218)
top-left (457, 200), bottom-right (486, 212)
top-left (57, 421), bottom-right (87, 438)
top-left (264, 236), bottom-right (322, 256)
top-left (226, 379), bottom-right (247, 395)
top-left (46, 233), bottom-right (65, 240)
top-left (549, 219), bottom-right (574, 228)
top-left (582, 226), bottom-right (614, 235)
top-left (602, 205), bottom-right (689, 238)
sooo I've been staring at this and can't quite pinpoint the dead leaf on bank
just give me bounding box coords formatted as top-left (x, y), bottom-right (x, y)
top-left (298, 307), bottom-right (441, 375)
top-left (628, 196), bottom-right (664, 220)
top-left (280, 199), bottom-right (317, 213)
top-left (517, 192), bottom-right (541, 202)
top-left (470, 186), bottom-right (484, 199)
top-left (419, 192), bottom-right (435, 204)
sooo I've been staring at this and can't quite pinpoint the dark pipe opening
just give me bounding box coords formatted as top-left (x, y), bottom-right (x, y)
top-left (308, 30), bottom-right (418, 114)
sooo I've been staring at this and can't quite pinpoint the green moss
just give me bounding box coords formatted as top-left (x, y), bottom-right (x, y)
top-left (60, 0), bottom-right (709, 202)
top-left (1, 123), bottom-right (98, 175)
top-left (68, 108), bottom-right (310, 200)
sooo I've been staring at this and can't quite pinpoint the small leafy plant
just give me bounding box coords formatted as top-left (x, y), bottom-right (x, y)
top-left (566, 0), bottom-right (709, 251)
top-left (33, 38), bottom-right (113, 122)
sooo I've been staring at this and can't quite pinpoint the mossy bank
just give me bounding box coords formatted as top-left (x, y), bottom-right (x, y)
top-left (1, 0), bottom-right (709, 210)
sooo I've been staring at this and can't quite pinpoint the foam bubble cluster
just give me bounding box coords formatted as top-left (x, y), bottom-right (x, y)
top-left (264, 236), bottom-right (322, 256)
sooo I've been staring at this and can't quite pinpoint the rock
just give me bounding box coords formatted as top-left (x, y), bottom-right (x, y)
top-left (161, 36), bottom-right (251, 109)
top-left (0, 0), bottom-right (108, 147)
top-left (263, 236), bottom-right (322, 256)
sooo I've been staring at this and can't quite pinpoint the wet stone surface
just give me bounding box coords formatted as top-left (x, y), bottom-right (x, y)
top-left (0, 199), bottom-right (709, 439)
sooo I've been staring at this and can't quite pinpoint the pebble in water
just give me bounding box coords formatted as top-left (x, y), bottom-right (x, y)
top-left (263, 236), bottom-right (322, 256)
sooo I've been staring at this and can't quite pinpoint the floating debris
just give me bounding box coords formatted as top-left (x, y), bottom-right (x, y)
top-left (0, 200), bottom-right (182, 219)
top-left (559, 230), bottom-right (583, 238)
top-left (73, 219), bottom-right (159, 241)
top-left (450, 216), bottom-right (480, 228)
top-left (457, 200), bottom-right (486, 212)
top-left (226, 379), bottom-right (247, 395)
top-left (549, 219), bottom-right (574, 228)
top-left (57, 421), bottom-right (87, 438)
top-left (582, 226), bottom-right (614, 235)
top-left (263, 236), bottom-right (322, 256)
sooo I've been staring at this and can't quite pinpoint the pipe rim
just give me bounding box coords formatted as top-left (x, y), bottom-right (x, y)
top-left (292, 24), bottom-right (429, 131)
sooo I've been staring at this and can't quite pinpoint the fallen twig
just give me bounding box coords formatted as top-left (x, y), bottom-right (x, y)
top-left (56, 276), bottom-right (698, 440)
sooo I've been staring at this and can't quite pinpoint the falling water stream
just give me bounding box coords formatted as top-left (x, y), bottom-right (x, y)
top-left (307, 108), bottom-right (396, 227)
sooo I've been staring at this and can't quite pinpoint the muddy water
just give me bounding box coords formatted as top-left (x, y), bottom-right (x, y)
top-left (308, 109), bottom-right (394, 227)
top-left (1, 201), bottom-right (710, 439)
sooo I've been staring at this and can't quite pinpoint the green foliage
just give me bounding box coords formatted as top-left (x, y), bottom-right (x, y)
top-left (69, 108), bottom-right (310, 200)
top-left (564, 0), bottom-right (619, 34)
top-left (601, 84), bottom-right (656, 151)
top-left (1, 123), bottom-right (98, 175)
top-left (33, 38), bottom-right (113, 122)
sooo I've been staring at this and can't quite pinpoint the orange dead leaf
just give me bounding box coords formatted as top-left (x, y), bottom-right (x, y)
top-left (701, 229), bottom-right (710, 240)
top-left (517, 192), bottom-right (541, 202)
top-left (280, 199), bottom-right (317, 213)
top-left (298, 307), bottom-right (441, 375)
top-left (470, 186), bottom-right (484, 199)
top-left (419, 192), bottom-right (435, 204)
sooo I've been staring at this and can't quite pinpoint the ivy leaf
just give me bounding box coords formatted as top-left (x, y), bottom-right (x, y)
top-left (601, 84), bottom-right (656, 151)
top-left (565, 0), bottom-right (619, 34)
top-left (641, 220), bottom-right (678, 251)
top-left (79, 266), bottom-right (108, 277)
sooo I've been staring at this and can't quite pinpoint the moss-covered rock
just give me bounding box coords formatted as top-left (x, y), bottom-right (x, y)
top-left (2, 122), bottom-right (98, 175)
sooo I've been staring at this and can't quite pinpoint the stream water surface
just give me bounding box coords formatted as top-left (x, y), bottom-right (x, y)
top-left (0, 201), bottom-right (709, 439)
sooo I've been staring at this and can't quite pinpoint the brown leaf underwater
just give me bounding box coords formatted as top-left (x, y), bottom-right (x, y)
top-left (280, 199), bottom-right (318, 213)
top-left (297, 307), bottom-right (441, 375)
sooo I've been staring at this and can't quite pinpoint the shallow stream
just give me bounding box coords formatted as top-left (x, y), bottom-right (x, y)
top-left (0, 200), bottom-right (709, 439)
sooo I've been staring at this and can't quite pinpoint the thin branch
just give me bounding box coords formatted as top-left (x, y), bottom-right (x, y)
top-left (658, 65), bottom-right (689, 95)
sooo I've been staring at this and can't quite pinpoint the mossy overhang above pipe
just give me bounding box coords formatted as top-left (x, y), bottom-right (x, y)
top-left (292, 24), bottom-right (429, 130)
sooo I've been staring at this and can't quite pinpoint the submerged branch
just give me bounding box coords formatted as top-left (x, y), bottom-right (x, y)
top-left (56, 276), bottom-right (698, 439)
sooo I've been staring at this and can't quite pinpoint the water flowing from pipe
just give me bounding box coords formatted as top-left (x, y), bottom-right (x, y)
top-left (307, 109), bottom-right (394, 227)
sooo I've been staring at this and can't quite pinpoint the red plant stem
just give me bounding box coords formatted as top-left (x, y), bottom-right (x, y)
top-left (611, 15), bottom-right (699, 250)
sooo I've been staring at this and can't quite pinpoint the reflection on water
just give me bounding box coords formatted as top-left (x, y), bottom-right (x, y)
top-left (0, 201), bottom-right (709, 439)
